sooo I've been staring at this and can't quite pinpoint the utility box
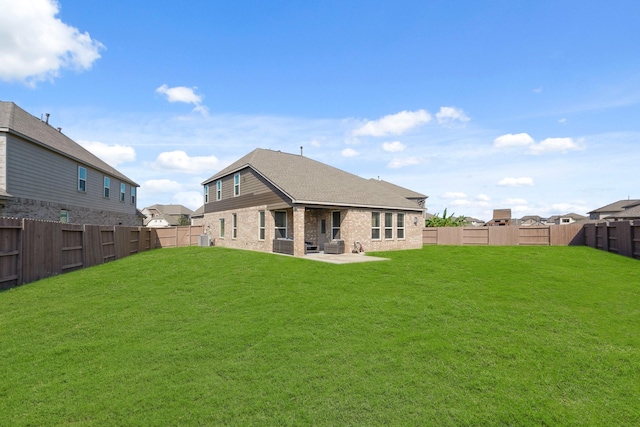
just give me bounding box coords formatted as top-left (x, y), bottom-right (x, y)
top-left (198, 234), bottom-right (210, 247)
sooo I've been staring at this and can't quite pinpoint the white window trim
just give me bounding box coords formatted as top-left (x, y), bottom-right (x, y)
top-left (234, 173), bottom-right (240, 197)
top-left (397, 213), bottom-right (405, 240)
top-left (331, 211), bottom-right (341, 240)
top-left (372, 211), bottom-right (381, 240)
top-left (258, 210), bottom-right (265, 240)
top-left (103, 176), bottom-right (110, 198)
top-left (131, 187), bottom-right (136, 204)
top-left (216, 180), bottom-right (222, 200)
top-left (78, 166), bottom-right (86, 192)
top-left (204, 184), bottom-right (209, 203)
top-left (232, 213), bottom-right (238, 239)
top-left (384, 212), bottom-right (393, 240)
top-left (219, 218), bottom-right (225, 238)
top-left (120, 183), bottom-right (126, 202)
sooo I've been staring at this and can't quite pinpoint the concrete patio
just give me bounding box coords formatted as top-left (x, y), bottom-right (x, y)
top-left (302, 252), bottom-right (390, 264)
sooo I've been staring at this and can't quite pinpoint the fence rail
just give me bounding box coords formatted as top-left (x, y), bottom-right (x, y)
top-left (422, 223), bottom-right (585, 247)
top-left (0, 219), bottom-right (205, 289)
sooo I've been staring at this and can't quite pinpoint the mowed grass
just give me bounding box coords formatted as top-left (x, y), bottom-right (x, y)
top-left (1, 246), bottom-right (639, 426)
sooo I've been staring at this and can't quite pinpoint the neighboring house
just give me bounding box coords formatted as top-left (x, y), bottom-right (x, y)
top-left (190, 205), bottom-right (204, 226)
top-left (520, 215), bottom-right (546, 226)
top-left (547, 212), bottom-right (587, 225)
top-left (463, 216), bottom-right (486, 227)
top-left (606, 204), bottom-right (640, 221)
top-left (142, 204), bottom-right (194, 227)
top-left (588, 199), bottom-right (640, 221)
top-left (0, 101), bottom-right (139, 225)
top-left (486, 209), bottom-right (512, 226)
top-left (195, 148), bottom-right (427, 256)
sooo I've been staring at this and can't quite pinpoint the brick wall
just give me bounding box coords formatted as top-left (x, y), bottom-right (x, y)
top-left (2, 197), bottom-right (140, 226)
top-left (341, 209), bottom-right (423, 253)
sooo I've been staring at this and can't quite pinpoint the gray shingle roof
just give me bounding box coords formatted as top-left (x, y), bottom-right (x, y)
top-left (0, 101), bottom-right (138, 186)
top-left (203, 148), bottom-right (426, 211)
top-left (588, 199), bottom-right (640, 214)
top-left (608, 204), bottom-right (640, 219)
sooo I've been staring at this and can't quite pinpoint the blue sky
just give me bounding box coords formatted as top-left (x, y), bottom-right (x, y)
top-left (2, 0), bottom-right (639, 220)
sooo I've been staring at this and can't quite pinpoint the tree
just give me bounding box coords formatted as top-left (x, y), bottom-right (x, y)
top-left (177, 215), bottom-right (190, 226)
top-left (424, 208), bottom-right (468, 227)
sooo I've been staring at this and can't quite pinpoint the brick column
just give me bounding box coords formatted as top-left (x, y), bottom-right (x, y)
top-left (293, 206), bottom-right (306, 257)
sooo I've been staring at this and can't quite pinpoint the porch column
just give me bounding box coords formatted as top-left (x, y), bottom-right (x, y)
top-left (293, 206), bottom-right (306, 257)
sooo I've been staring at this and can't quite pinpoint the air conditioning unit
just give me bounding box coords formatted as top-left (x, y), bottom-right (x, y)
top-left (198, 234), bottom-right (210, 247)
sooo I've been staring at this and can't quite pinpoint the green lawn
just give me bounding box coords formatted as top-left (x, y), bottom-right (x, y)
top-left (1, 246), bottom-right (638, 426)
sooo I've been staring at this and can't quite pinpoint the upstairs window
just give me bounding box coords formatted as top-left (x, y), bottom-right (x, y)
top-left (204, 184), bottom-right (209, 203)
top-left (131, 187), bottom-right (136, 204)
top-left (216, 180), bottom-right (222, 200)
top-left (372, 212), bottom-right (381, 240)
top-left (234, 173), bottom-right (240, 196)
top-left (103, 176), bottom-right (110, 198)
top-left (78, 166), bottom-right (87, 192)
top-left (120, 183), bottom-right (126, 202)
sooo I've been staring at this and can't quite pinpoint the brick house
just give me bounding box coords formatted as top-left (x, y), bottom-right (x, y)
top-left (0, 101), bottom-right (140, 225)
top-left (195, 148), bottom-right (427, 256)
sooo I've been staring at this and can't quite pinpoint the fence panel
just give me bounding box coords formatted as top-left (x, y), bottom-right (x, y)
top-left (83, 225), bottom-right (104, 268)
top-left (61, 225), bottom-right (84, 273)
top-left (489, 226), bottom-right (520, 246)
top-left (550, 223), bottom-right (585, 246)
top-left (519, 227), bottom-right (550, 246)
top-left (0, 218), bottom-right (22, 289)
top-left (633, 222), bottom-right (640, 259)
top-left (100, 226), bottom-right (116, 263)
top-left (462, 227), bottom-right (488, 245)
top-left (21, 220), bottom-right (63, 284)
top-left (423, 228), bottom-right (438, 245)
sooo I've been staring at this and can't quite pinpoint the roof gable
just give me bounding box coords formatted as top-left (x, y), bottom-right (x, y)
top-left (204, 148), bottom-right (426, 211)
top-left (0, 101), bottom-right (138, 186)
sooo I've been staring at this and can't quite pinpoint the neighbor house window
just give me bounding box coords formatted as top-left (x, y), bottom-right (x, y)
top-left (274, 211), bottom-right (287, 239)
top-left (331, 211), bottom-right (341, 240)
top-left (219, 218), bottom-right (225, 238)
top-left (204, 184), bottom-right (209, 203)
top-left (216, 180), bottom-right (222, 200)
top-left (120, 183), bottom-right (126, 202)
top-left (103, 176), bottom-right (110, 198)
top-left (385, 213), bottom-right (393, 239)
top-left (60, 210), bottom-right (69, 223)
top-left (131, 187), bottom-right (136, 204)
top-left (397, 213), bottom-right (405, 239)
top-left (234, 173), bottom-right (240, 196)
top-left (259, 210), bottom-right (265, 240)
top-left (372, 212), bottom-right (381, 240)
top-left (232, 213), bottom-right (238, 238)
top-left (78, 166), bottom-right (86, 192)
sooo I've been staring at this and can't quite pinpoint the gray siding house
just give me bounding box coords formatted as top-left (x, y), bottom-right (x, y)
top-left (0, 101), bottom-right (139, 225)
top-left (195, 148), bottom-right (427, 256)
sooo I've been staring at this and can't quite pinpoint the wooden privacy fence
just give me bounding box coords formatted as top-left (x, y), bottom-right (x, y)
top-left (583, 220), bottom-right (640, 259)
top-left (423, 223), bottom-right (585, 247)
top-left (0, 219), bottom-right (205, 289)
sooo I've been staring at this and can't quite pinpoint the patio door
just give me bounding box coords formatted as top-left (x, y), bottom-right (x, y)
top-left (318, 219), bottom-right (327, 250)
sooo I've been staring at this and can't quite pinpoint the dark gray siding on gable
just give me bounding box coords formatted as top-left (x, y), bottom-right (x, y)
top-left (204, 168), bottom-right (290, 213)
top-left (6, 134), bottom-right (136, 215)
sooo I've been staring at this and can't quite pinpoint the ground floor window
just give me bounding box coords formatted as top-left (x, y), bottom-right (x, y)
top-left (372, 212), bottom-right (381, 239)
top-left (259, 210), bottom-right (265, 240)
top-left (275, 211), bottom-right (287, 239)
top-left (60, 210), bottom-right (69, 223)
top-left (232, 213), bottom-right (237, 238)
top-left (331, 211), bottom-right (341, 239)
top-left (397, 213), bottom-right (405, 239)
top-left (219, 218), bottom-right (225, 238)
top-left (385, 212), bottom-right (393, 239)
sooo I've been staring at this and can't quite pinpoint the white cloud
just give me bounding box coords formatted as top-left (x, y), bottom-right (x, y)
top-left (436, 106), bottom-right (470, 125)
top-left (353, 109), bottom-right (431, 137)
top-left (78, 140), bottom-right (135, 166)
top-left (558, 118), bottom-right (567, 124)
top-left (152, 150), bottom-right (220, 174)
top-left (533, 87), bottom-right (543, 93)
top-left (477, 194), bottom-right (491, 201)
top-left (527, 137), bottom-right (584, 155)
top-left (493, 133), bottom-right (535, 148)
top-left (387, 157), bottom-right (421, 169)
top-left (549, 202), bottom-right (589, 214)
top-left (497, 177), bottom-right (534, 187)
top-left (382, 141), bottom-right (406, 152)
top-left (142, 179), bottom-right (184, 194)
top-left (442, 192), bottom-right (467, 199)
top-left (503, 198), bottom-right (528, 205)
top-left (0, 0), bottom-right (104, 85)
top-left (156, 84), bottom-right (208, 115)
top-left (341, 148), bottom-right (359, 157)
